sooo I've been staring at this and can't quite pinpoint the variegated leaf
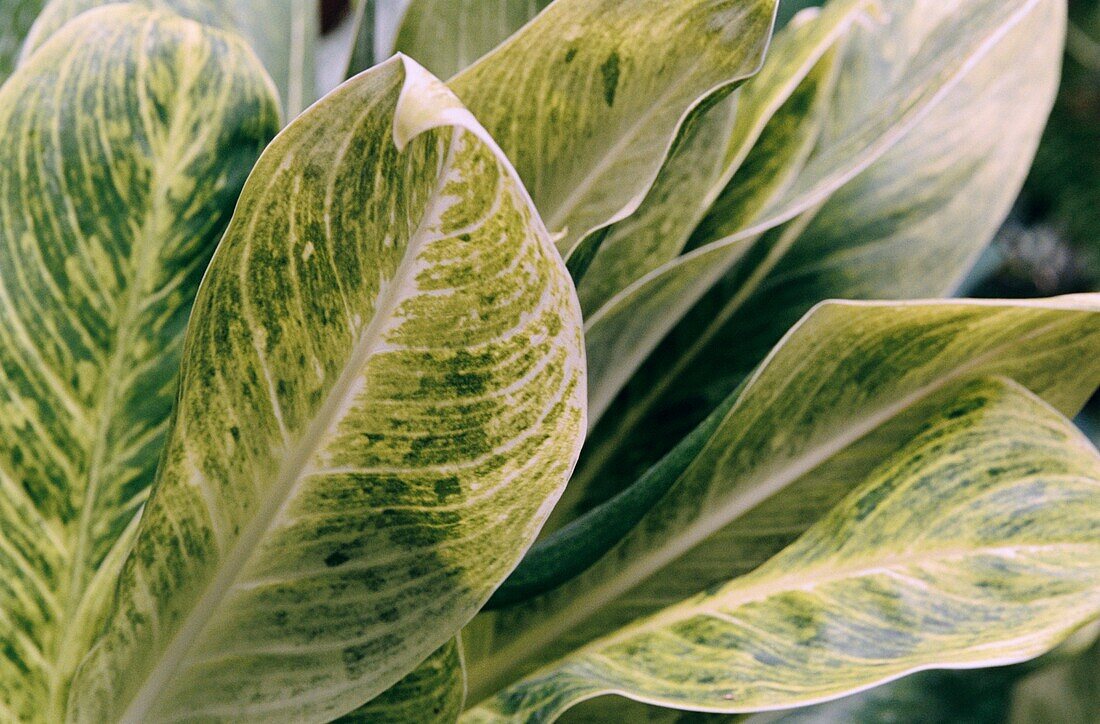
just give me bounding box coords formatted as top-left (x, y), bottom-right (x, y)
top-left (464, 297), bottom-right (1100, 709)
top-left (0, 6), bottom-right (278, 721)
top-left (24, 0), bottom-right (319, 119)
top-left (468, 375), bottom-right (1100, 721)
top-left (575, 0), bottom-right (865, 317)
top-left (339, 640), bottom-right (465, 723)
top-left (573, 0), bottom-right (1065, 520)
top-left (67, 54), bottom-right (585, 722)
top-left (448, 0), bottom-right (777, 261)
top-left (394, 0), bottom-right (552, 80)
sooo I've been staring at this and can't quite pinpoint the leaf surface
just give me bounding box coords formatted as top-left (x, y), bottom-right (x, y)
top-left (465, 297), bottom-right (1100, 707)
top-left (574, 0), bottom-right (1066, 517)
top-left (394, 0), bottom-right (552, 80)
top-left (339, 639), bottom-right (466, 723)
top-left (24, 0), bottom-right (319, 119)
top-left (68, 54), bottom-right (585, 723)
top-left (468, 375), bottom-right (1100, 721)
top-left (448, 0), bottom-right (777, 260)
top-left (0, 7), bottom-right (278, 721)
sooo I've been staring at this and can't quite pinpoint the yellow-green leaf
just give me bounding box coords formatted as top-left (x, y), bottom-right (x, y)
top-left (0, 6), bottom-right (278, 721)
top-left (449, 0), bottom-right (777, 260)
top-left (464, 296), bottom-right (1100, 710)
top-left (340, 640), bottom-right (466, 723)
top-left (573, 0), bottom-right (1065, 520)
top-left (469, 375), bottom-right (1100, 721)
top-left (394, 0), bottom-right (552, 80)
top-left (67, 54), bottom-right (585, 722)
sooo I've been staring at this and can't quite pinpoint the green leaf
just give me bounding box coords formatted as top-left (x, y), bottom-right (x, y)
top-left (339, 640), bottom-right (466, 723)
top-left (573, 0), bottom-right (1066, 522)
top-left (464, 296), bottom-right (1100, 707)
top-left (0, 0), bottom-right (45, 84)
top-left (394, 0), bottom-right (552, 80)
top-left (24, 0), bottom-right (319, 120)
top-left (0, 6), bottom-right (278, 721)
top-left (448, 0), bottom-right (778, 261)
top-left (468, 374), bottom-right (1100, 722)
top-left (575, 0), bottom-right (863, 317)
top-left (67, 54), bottom-right (586, 722)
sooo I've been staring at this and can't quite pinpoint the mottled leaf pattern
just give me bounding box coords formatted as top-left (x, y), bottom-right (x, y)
top-left (465, 297), bottom-right (1100, 707)
top-left (572, 0), bottom-right (1065, 522)
top-left (339, 639), bottom-right (465, 723)
top-left (468, 375), bottom-right (1100, 721)
top-left (0, 7), bottom-right (278, 721)
top-left (394, 0), bottom-right (552, 80)
top-left (24, 0), bottom-right (319, 119)
top-left (67, 55), bottom-right (585, 722)
top-left (449, 0), bottom-right (777, 259)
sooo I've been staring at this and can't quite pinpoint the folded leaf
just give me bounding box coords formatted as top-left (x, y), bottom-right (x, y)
top-left (449, 0), bottom-right (777, 260)
top-left (394, 0), bottom-right (552, 80)
top-left (576, 0), bottom-right (865, 316)
top-left (339, 640), bottom-right (465, 723)
top-left (465, 296), bottom-right (1100, 705)
top-left (574, 0), bottom-right (1065, 516)
top-left (24, 0), bottom-right (319, 119)
top-left (0, 7), bottom-right (278, 721)
top-left (469, 375), bottom-right (1100, 721)
top-left (67, 54), bottom-right (585, 722)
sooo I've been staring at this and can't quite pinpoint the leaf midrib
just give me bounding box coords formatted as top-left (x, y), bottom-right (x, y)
top-left (50, 21), bottom-right (207, 719)
top-left (118, 128), bottom-right (461, 723)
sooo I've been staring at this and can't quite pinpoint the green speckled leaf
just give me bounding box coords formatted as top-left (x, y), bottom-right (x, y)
top-left (575, 0), bottom-right (865, 317)
top-left (574, 0), bottom-right (1065, 519)
top-left (0, 6), bottom-right (278, 721)
top-left (67, 54), bottom-right (586, 723)
top-left (24, 0), bottom-right (319, 119)
top-left (464, 296), bottom-right (1100, 710)
top-left (449, 0), bottom-right (777, 261)
top-left (468, 374), bottom-right (1100, 722)
top-left (394, 0), bottom-right (552, 80)
top-left (340, 639), bottom-right (466, 723)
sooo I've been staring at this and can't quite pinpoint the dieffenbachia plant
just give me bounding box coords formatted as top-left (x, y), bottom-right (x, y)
top-left (0, 0), bottom-right (1096, 722)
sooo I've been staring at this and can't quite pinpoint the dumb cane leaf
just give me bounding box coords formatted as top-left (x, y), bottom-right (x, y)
top-left (572, 0), bottom-right (1066, 518)
top-left (575, 0), bottom-right (865, 317)
top-left (24, 0), bottom-right (319, 120)
top-left (468, 374), bottom-right (1100, 722)
top-left (393, 0), bottom-right (553, 81)
top-left (66, 54), bottom-right (585, 722)
top-left (338, 640), bottom-right (466, 723)
top-left (0, 7), bottom-right (278, 721)
top-left (464, 297), bottom-right (1100, 705)
top-left (448, 0), bottom-right (778, 264)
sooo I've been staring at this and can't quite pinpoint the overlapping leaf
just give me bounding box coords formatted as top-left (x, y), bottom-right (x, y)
top-left (66, 55), bottom-right (585, 722)
top-left (340, 640), bottom-right (466, 723)
top-left (0, 6), bottom-right (278, 721)
top-left (0, 0), bottom-right (45, 84)
top-left (449, 0), bottom-right (778, 261)
top-left (572, 0), bottom-right (1066, 520)
top-left (468, 375), bottom-right (1100, 721)
top-left (24, 0), bottom-right (319, 119)
top-left (464, 296), bottom-right (1100, 708)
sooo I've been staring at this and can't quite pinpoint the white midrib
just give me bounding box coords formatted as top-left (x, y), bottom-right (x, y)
top-left (118, 131), bottom-right (461, 723)
top-left (468, 318), bottom-right (1066, 700)
top-left (49, 28), bottom-right (205, 722)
